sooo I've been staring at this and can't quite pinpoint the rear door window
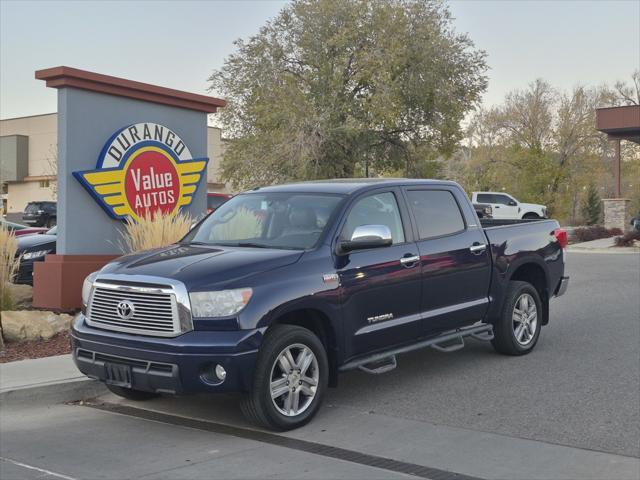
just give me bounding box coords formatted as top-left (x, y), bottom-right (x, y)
top-left (406, 190), bottom-right (465, 239)
top-left (493, 194), bottom-right (513, 205)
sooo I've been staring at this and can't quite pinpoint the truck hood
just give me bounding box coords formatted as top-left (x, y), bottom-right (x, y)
top-left (99, 244), bottom-right (304, 290)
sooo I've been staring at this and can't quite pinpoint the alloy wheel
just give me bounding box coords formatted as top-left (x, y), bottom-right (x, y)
top-left (269, 343), bottom-right (319, 417)
top-left (512, 293), bottom-right (538, 346)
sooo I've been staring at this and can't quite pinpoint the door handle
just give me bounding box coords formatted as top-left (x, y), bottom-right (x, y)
top-left (469, 244), bottom-right (487, 254)
top-left (400, 255), bottom-right (420, 267)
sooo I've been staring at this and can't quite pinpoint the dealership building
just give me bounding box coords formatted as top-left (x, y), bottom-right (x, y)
top-left (0, 112), bottom-right (227, 219)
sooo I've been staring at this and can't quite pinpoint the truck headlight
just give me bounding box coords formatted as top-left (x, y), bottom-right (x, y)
top-left (189, 288), bottom-right (253, 318)
top-left (82, 271), bottom-right (99, 308)
top-left (22, 249), bottom-right (51, 260)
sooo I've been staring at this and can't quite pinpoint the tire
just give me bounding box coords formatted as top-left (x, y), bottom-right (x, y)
top-left (491, 281), bottom-right (542, 356)
top-left (241, 324), bottom-right (328, 431)
top-left (522, 213), bottom-right (540, 219)
top-left (105, 383), bottom-right (159, 401)
top-left (46, 217), bottom-right (56, 228)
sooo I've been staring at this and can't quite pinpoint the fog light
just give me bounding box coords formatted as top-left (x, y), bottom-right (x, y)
top-left (215, 364), bottom-right (227, 381)
top-left (200, 363), bottom-right (226, 385)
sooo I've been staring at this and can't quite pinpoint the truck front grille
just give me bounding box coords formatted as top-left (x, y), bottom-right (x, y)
top-left (87, 283), bottom-right (182, 337)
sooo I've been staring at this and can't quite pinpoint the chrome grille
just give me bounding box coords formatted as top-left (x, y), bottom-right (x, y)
top-left (87, 283), bottom-right (181, 337)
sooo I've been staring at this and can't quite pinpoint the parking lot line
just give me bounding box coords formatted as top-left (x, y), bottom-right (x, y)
top-left (0, 457), bottom-right (77, 480)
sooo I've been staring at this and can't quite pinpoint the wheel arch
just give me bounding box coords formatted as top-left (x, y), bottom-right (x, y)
top-left (270, 308), bottom-right (340, 387)
top-left (508, 262), bottom-right (549, 325)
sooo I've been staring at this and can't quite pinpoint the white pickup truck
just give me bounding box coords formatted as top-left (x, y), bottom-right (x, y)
top-left (471, 192), bottom-right (547, 220)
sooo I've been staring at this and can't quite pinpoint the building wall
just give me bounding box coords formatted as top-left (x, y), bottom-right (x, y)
top-left (7, 180), bottom-right (57, 214)
top-left (207, 126), bottom-right (227, 192)
top-left (0, 113), bottom-right (58, 178)
top-left (1, 113), bottom-right (226, 215)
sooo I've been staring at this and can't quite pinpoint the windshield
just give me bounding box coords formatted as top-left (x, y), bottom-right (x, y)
top-left (25, 203), bottom-right (41, 213)
top-left (184, 192), bottom-right (344, 250)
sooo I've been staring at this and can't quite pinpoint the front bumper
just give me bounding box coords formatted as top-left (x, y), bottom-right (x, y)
top-left (14, 259), bottom-right (37, 285)
top-left (22, 215), bottom-right (43, 226)
top-left (71, 314), bottom-right (262, 394)
top-left (555, 276), bottom-right (569, 297)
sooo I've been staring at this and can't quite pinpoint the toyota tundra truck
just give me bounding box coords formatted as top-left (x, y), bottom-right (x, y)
top-left (72, 179), bottom-right (569, 430)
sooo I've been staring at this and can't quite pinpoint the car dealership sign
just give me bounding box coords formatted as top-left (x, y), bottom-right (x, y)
top-left (74, 122), bottom-right (207, 221)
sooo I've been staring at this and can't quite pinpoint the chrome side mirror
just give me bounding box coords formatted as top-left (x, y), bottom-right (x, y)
top-left (339, 224), bottom-right (393, 253)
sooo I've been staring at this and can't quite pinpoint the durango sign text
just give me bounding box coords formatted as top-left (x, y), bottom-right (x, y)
top-left (74, 122), bottom-right (207, 221)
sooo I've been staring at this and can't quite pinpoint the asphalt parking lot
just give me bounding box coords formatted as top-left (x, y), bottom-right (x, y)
top-left (330, 251), bottom-right (640, 457)
top-left (1, 252), bottom-right (639, 480)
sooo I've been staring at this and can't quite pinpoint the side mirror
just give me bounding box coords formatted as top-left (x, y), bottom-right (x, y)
top-left (508, 200), bottom-right (517, 206)
top-left (339, 225), bottom-right (392, 253)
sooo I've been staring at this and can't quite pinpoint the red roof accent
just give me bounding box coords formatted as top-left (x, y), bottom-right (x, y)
top-left (35, 66), bottom-right (226, 113)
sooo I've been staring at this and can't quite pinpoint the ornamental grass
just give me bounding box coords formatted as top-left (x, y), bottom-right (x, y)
top-left (119, 210), bottom-right (193, 253)
top-left (0, 224), bottom-right (20, 310)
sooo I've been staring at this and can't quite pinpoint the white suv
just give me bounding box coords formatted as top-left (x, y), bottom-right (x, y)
top-left (471, 192), bottom-right (547, 220)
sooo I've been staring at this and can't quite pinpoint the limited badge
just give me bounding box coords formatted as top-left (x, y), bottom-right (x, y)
top-left (73, 122), bottom-right (207, 221)
top-left (322, 273), bottom-right (339, 284)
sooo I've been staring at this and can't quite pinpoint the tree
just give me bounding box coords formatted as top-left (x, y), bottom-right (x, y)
top-left (209, 0), bottom-right (488, 189)
top-left (611, 70), bottom-right (639, 106)
top-left (458, 81), bottom-right (613, 222)
top-left (581, 183), bottom-right (601, 225)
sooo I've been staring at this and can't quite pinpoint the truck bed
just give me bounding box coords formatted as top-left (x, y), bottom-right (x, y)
top-left (479, 218), bottom-right (548, 228)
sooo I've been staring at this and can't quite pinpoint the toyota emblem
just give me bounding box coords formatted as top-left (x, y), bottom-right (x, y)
top-left (116, 300), bottom-right (135, 320)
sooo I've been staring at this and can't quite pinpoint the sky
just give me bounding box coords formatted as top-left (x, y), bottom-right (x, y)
top-left (1, 0), bottom-right (638, 120)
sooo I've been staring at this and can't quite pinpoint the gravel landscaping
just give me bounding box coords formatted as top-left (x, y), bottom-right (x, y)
top-left (0, 330), bottom-right (71, 363)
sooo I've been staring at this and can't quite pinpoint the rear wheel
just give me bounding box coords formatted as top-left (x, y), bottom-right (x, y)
top-left (46, 217), bottom-right (56, 228)
top-left (491, 281), bottom-right (542, 355)
top-left (105, 384), bottom-right (159, 401)
top-left (522, 213), bottom-right (540, 219)
top-left (241, 324), bottom-right (328, 431)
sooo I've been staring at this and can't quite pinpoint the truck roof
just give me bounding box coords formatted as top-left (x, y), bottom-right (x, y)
top-left (250, 178), bottom-right (459, 195)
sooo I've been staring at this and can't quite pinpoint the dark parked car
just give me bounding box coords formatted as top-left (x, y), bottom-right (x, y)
top-left (207, 193), bottom-right (232, 213)
top-left (1, 219), bottom-right (47, 236)
top-left (23, 201), bottom-right (57, 228)
top-left (15, 226), bottom-right (56, 284)
top-left (72, 179), bottom-right (568, 430)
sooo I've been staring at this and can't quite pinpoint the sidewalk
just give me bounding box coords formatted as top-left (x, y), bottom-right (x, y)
top-left (566, 237), bottom-right (639, 254)
top-left (0, 354), bottom-right (105, 405)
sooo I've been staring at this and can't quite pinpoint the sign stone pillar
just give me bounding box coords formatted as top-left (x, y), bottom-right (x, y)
top-left (33, 66), bottom-right (225, 310)
top-left (603, 198), bottom-right (631, 232)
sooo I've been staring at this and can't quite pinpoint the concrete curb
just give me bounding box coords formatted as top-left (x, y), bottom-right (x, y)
top-left (566, 247), bottom-right (640, 254)
top-left (0, 378), bottom-right (107, 407)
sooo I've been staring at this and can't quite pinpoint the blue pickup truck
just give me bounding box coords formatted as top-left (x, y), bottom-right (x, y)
top-left (72, 179), bottom-right (569, 430)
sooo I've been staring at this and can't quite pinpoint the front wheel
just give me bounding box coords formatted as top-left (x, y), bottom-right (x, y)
top-left (491, 281), bottom-right (542, 355)
top-left (522, 213), bottom-right (540, 219)
top-left (241, 325), bottom-right (328, 430)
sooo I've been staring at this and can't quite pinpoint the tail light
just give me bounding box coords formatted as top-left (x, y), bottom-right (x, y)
top-left (554, 228), bottom-right (568, 249)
